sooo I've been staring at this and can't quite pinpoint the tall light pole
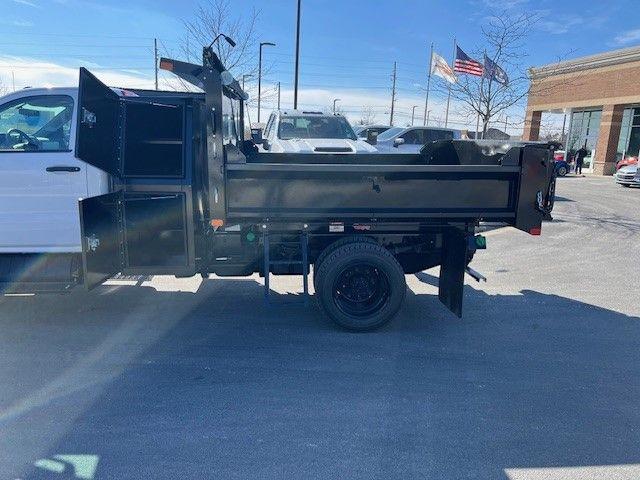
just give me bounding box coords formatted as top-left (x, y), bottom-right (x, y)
top-left (411, 105), bottom-right (419, 126)
top-left (293, 0), bottom-right (302, 109)
top-left (333, 98), bottom-right (341, 114)
top-left (258, 41), bottom-right (275, 123)
top-left (426, 110), bottom-right (431, 126)
top-left (242, 74), bottom-right (252, 91)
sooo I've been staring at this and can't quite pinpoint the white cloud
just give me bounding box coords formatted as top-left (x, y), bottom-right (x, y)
top-left (613, 29), bottom-right (640, 46)
top-left (0, 55), bottom-right (163, 91)
top-left (0, 56), bottom-right (506, 133)
top-left (248, 83), bottom-right (483, 131)
top-left (3, 19), bottom-right (34, 27)
top-left (12, 0), bottom-right (39, 7)
top-left (538, 14), bottom-right (584, 35)
top-left (478, 0), bottom-right (528, 10)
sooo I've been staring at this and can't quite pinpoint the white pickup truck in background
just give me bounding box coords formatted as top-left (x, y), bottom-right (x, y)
top-left (0, 87), bottom-right (110, 291)
top-left (259, 110), bottom-right (378, 154)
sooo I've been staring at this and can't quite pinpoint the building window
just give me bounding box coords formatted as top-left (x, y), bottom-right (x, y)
top-left (567, 109), bottom-right (601, 171)
top-left (617, 107), bottom-right (640, 162)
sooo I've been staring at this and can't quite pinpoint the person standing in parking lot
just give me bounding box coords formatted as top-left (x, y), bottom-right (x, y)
top-left (575, 142), bottom-right (589, 176)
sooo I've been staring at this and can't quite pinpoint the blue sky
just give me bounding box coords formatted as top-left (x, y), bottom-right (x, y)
top-left (1, 0), bottom-right (638, 131)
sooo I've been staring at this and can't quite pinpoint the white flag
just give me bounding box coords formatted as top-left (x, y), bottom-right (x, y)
top-left (431, 51), bottom-right (457, 84)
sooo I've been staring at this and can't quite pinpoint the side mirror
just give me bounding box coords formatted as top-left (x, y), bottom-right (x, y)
top-left (262, 140), bottom-right (270, 150)
top-left (366, 130), bottom-right (378, 145)
top-left (393, 137), bottom-right (405, 147)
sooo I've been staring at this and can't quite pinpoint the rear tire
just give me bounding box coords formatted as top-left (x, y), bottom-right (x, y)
top-left (313, 236), bottom-right (376, 292)
top-left (315, 241), bottom-right (406, 331)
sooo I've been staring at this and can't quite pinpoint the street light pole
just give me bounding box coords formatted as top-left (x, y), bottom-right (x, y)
top-left (258, 41), bottom-right (275, 123)
top-left (426, 110), bottom-right (431, 126)
top-left (242, 74), bottom-right (252, 91)
top-left (411, 105), bottom-right (418, 126)
top-left (293, 0), bottom-right (302, 109)
top-left (333, 98), bottom-right (341, 114)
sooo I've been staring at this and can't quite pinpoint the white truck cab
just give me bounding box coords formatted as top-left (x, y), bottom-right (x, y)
top-left (259, 110), bottom-right (377, 154)
top-left (0, 87), bottom-right (109, 290)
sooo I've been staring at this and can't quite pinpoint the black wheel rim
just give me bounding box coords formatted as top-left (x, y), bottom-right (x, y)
top-left (332, 262), bottom-right (390, 318)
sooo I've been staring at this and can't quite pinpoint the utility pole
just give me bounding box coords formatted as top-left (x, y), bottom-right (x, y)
top-left (423, 42), bottom-right (433, 126)
top-left (154, 38), bottom-right (159, 90)
top-left (444, 38), bottom-right (456, 128)
top-left (389, 61), bottom-right (397, 126)
top-left (504, 115), bottom-right (508, 136)
top-left (277, 82), bottom-right (281, 110)
top-left (258, 41), bottom-right (276, 123)
top-left (293, 0), bottom-right (302, 109)
top-left (12, 71), bottom-right (16, 92)
top-left (426, 110), bottom-right (431, 125)
top-left (411, 105), bottom-right (418, 126)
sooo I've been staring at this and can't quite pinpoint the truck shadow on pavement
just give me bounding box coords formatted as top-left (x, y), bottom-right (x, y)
top-left (2, 276), bottom-right (639, 480)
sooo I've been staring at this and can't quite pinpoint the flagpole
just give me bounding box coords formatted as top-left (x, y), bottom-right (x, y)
top-left (423, 42), bottom-right (433, 126)
top-left (444, 37), bottom-right (456, 128)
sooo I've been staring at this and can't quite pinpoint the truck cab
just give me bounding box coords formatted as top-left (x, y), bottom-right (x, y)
top-left (0, 87), bottom-right (110, 291)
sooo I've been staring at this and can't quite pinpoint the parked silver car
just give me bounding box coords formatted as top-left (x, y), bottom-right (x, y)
top-left (374, 126), bottom-right (461, 153)
top-left (615, 164), bottom-right (639, 187)
top-left (353, 124), bottom-right (391, 140)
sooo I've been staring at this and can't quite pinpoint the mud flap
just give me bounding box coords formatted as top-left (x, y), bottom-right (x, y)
top-left (438, 228), bottom-right (468, 317)
top-left (514, 144), bottom-right (555, 235)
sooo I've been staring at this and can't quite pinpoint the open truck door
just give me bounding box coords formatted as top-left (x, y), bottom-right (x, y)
top-left (76, 68), bottom-right (195, 289)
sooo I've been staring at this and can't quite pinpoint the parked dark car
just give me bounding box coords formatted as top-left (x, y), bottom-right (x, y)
top-left (553, 150), bottom-right (570, 176)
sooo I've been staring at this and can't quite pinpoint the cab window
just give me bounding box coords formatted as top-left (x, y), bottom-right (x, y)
top-left (0, 95), bottom-right (74, 152)
top-left (425, 129), bottom-right (455, 142)
top-left (400, 129), bottom-right (424, 144)
top-left (277, 116), bottom-right (357, 140)
top-left (222, 94), bottom-right (240, 146)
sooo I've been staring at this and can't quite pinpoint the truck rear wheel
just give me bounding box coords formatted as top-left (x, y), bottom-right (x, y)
top-left (315, 242), bottom-right (406, 331)
top-left (313, 235), bottom-right (376, 292)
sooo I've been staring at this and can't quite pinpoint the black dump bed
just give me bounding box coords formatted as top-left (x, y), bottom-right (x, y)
top-left (74, 56), bottom-right (555, 291)
top-left (226, 141), bottom-right (553, 234)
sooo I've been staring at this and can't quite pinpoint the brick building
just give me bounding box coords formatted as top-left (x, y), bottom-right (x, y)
top-left (523, 45), bottom-right (640, 175)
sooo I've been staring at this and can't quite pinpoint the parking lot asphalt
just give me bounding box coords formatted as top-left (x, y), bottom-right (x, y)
top-left (1, 176), bottom-right (639, 480)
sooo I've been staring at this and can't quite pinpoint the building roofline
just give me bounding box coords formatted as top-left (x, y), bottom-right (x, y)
top-left (530, 45), bottom-right (640, 79)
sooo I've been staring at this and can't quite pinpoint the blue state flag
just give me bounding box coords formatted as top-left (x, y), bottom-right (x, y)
top-left (483, 55), bottom-right (509, 86)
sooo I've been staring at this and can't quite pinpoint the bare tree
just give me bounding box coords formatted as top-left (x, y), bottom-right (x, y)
top-left (438, 13), bottom-right (536, 136)
top-left (183, 0), bottom-right (259, 76)
top-left (357, 106), bottom-right (377, 125)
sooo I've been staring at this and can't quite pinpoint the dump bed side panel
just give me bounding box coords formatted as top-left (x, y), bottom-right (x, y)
top-left (225, 164), bottom-right (519, 221)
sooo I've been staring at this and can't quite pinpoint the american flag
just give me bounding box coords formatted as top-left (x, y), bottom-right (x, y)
top-left (454, 46), bottom-right (484, 77)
